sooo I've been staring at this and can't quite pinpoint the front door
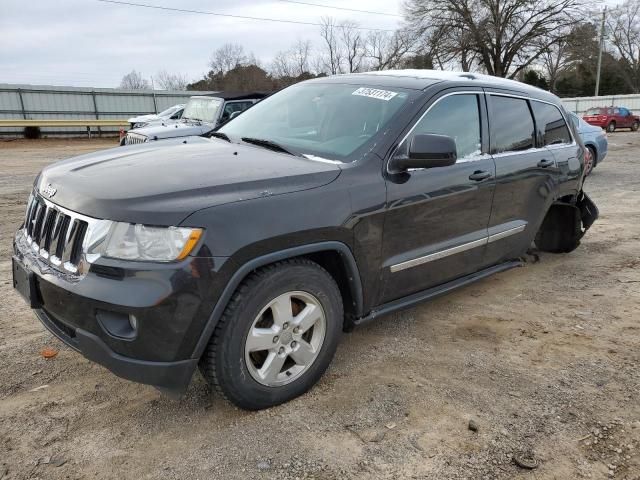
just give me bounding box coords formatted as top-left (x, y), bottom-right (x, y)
top-left (380, 90), bottom-right (495, 304)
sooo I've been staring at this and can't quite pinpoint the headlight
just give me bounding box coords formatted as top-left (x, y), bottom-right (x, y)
top-left (133, 122), bottom-right (147, 128)
top-left (87, 222), bottom-right (203, 262)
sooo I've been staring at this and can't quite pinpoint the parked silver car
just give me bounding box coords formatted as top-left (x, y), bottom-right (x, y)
top-left (128, 104), bottom-right (184, 129)
top-left (122, 93), bottom-right (266, 146)
top-left (569, 112), bottom-right (608, 176)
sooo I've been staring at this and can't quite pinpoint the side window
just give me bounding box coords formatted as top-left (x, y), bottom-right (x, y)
top-left (620, 108), bottom-right (630, 116)
top-left (222, 101), bottom-right (254, 121)
top-left (613, 108), bottom-right (620, 114)
top-left (489, 96), bottom-right (535, 153)
top-left (531, 101), bottom-right (572, 146)
top-left (399, 94), bottom-right (481, 160)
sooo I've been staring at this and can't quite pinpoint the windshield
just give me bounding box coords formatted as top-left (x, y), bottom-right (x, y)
top-left (218, 83), bottom-right (411, 160)
top-left (183, 97), bottom-right (223, 122)
top-left (585, 108), bottom-right (603, 115)
top-left (158, 105), bottom-right (181, 117)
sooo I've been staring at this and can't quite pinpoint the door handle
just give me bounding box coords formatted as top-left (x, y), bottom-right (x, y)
top-left (468, 170), bottom-right (491, 181)
top-left (538, 159), bottom-right (554, 168)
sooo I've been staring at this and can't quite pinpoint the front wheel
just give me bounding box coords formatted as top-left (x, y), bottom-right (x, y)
top-left (632, 121), bottom-right (639, 132)
top-left (607, 121), bottom-right (616, 133)
top-left (199, 259), bottom-right (343, 410)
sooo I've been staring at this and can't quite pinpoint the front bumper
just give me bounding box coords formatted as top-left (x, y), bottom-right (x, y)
top-left (35, 308), bottom-right (197, 393)
top-left (13, 229), bottom-right (224, 394)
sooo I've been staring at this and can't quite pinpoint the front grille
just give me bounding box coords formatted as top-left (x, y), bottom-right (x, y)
top-left (125, 132), bottom-right (148, 145)
top-left (23, 195), bottom-right (89, 274)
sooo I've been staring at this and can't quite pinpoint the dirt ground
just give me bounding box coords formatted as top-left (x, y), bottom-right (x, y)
top-left (0, 135), bottom-right (638, 480)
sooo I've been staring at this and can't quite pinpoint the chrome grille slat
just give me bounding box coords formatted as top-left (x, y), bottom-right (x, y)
top-left (22, 194), bottom-right (93, 275)
top-left (53, 215), bottom-right (71, 261)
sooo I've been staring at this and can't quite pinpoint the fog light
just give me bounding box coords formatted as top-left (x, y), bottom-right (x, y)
top-left (129, 314), bottom-right (138, 332)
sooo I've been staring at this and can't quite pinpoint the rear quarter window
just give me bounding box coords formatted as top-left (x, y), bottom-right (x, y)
top-left (531, 101), bottom-right (572, 146)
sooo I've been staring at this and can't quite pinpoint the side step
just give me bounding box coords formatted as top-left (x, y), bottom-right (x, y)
top-left (353, 260), bottom-right (523, 326)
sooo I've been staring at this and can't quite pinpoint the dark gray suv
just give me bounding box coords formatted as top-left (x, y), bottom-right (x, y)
top-left (13, 70), bottom-right (597, 410)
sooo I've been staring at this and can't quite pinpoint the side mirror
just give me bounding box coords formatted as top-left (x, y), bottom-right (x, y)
top-left (389, 134), bottom-right (457, 172)
top-left (229, 111), bottom-right (242, 120)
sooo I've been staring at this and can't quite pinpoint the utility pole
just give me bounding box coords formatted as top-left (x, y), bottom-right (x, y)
top-left (594, 6), bottom-right (606, 97)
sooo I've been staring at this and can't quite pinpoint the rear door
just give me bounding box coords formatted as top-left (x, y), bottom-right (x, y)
top-left (380, 90), bottom-right (496, 303)
top-left (483, 93), bottom-right (557, 266)
top-left (530, 100), bottom-right (581, 197)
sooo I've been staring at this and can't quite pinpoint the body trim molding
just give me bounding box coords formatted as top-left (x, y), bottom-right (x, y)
top-left (390, 223), bottom-right (527, 273)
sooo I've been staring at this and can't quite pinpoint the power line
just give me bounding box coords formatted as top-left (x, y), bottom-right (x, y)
top-left (277, 0), bottom-right (403, 18)
top-left (94, 0), bottom-right (399, 32)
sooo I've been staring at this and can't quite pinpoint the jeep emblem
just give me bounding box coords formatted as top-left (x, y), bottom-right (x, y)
top-left (41, 184), bottom-right (57, 198)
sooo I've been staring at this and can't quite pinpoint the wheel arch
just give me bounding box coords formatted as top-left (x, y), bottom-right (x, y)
top-left (191, 241), bottom-right (364, 360)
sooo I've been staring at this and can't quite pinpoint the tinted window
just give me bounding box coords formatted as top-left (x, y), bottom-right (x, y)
top-left (400, 94), bottom-right (481, 160)
top-left (620, 108), bottom-right (630, 116)
top-left (585, 108), bottom-right (602, 115)
top-left (531, 101), bottom-right (572, 146)
top-left (489, 96), bottom-right (535, 153)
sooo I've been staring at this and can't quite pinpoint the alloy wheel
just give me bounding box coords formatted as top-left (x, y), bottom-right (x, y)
top-left (244, 291), bottom-right (327, 387)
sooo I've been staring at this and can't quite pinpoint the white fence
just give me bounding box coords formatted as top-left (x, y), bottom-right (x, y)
top-left (0, 84), bottom-right (215, 137)
top-left (561, 94), bottom-right (640, 115)
top-left (1, 83), bottom-right (638, 137)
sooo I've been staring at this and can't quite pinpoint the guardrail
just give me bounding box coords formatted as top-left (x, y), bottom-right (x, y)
top-left (0, 119), bottom-right (129, 138)
top-left (0, 119), bottom-right (128, 127)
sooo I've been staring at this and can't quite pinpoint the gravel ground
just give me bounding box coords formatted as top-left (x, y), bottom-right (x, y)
top-left (0, 135), bottom-right (638, 480)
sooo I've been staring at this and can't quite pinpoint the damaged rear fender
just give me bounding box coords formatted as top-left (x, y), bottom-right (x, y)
top-left (534, 191), bottom-right (599, 253)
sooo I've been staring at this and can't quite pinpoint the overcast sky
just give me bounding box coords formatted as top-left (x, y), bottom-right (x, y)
top-left (2, 0), bottom-right (624, 89)
top-left (0, 0), bottom-right (404, 88)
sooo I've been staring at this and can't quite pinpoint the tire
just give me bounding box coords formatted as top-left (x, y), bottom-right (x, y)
top-left (607, 121), bottom-right (616, 133)
top-left (584, 145), bottom-right (596, 176)
top-left (199, 259), bottom-right (343, 410)
top-left (632, 121), bottom-right (639, 132)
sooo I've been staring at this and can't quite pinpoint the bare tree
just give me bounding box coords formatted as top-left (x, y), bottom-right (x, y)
top-left (339, 21), bottom-right (366, 73)
top-left (405, 0), bottom-right (584, 78)
top-left (292, 39), bottom-right (312, 75)
top-left (540, 36), bottom-right (571, 93)
top-left (270, 50), bottom-right (296, 78)
top-left (319, 17), bottom-right (344, 74)
top-left (608, 0), bottom-right (640, 92)
top-left (364, 30), bottom-right (415, 70)
top-left (270, 40), bottom-right (313, 78)
top-left (119, 70), bottom-right (150, 89)
top-left (209, 43), bottom-right (248, 74)
top-left (155, 70), bottom-right (189, 90)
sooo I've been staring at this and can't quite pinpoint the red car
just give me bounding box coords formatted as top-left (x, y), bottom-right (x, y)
top-left (583, 106), bottom-right (639, 132)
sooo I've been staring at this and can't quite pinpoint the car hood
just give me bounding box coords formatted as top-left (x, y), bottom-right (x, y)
top-left (128, 114), bottom-right (161, 123)
top-left (36, 138), bottom-right (342, 225)
top-left (131, 121), bottom-right (212, 140)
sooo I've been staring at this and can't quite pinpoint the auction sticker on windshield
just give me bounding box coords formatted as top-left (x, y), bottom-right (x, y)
top-left (352, 87), bottom-right (398, 101)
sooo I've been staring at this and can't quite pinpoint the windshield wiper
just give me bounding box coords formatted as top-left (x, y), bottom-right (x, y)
top-left (241, 137), bottom-right (302, 157)
top-left (208, 131), bottom-right (230, 142)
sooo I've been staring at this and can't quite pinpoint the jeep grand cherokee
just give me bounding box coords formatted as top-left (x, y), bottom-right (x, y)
top-left (13, 70), bottom-right (598, 410)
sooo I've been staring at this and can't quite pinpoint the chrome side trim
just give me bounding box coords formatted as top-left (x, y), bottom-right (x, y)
top-left (390, 238), bottom-right (486, 273)
top-left (487, 224), bottom-right (526, 243)
top-left (389, 223), bottom-right (527, 273)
